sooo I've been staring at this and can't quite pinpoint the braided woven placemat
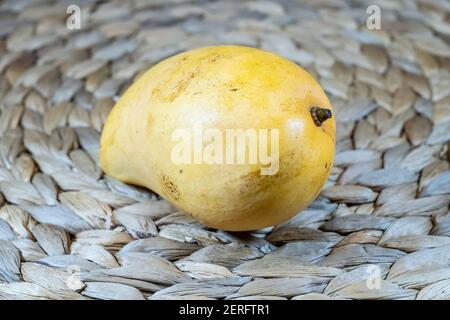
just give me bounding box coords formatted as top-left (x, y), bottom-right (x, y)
top-left (0, 0), bottom-right (450, 300)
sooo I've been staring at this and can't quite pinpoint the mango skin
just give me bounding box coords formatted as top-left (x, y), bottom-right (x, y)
top-left (100, 45), bottom-right (335, 231)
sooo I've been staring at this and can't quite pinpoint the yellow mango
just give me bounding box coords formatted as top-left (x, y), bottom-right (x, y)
top-left (100, 45), bottom-right (335, 231)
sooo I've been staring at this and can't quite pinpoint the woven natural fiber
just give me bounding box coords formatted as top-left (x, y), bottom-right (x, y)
top-left (0, 0), bottom-right (450, 300)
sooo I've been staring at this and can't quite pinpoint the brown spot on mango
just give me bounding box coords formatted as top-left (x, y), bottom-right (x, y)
top-left (161, 174), bottom-right (181, 201)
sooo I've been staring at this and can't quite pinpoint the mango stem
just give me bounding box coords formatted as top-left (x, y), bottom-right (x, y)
top-left (310, 107), bottom-right (332, 126)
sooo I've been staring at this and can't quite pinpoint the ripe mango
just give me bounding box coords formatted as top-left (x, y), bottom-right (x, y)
top-left (100, 46), bottom-right (335, 231)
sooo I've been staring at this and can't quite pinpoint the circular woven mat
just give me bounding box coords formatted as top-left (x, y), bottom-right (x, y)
top-left (1, 0), bottom-right (450, 300)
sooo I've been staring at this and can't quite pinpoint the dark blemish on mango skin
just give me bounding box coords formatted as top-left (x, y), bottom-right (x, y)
top-left (152, 52), bottom-right (231, 103)
top-left (161, 174), bottom-right (181, 200)
top-left (238, 170), bottom-right (272, 196)
top-left (152, 60), bottom-right (199, 102)
top-left (168, 71), bottom-right (197, 102)
top-left (229, 88), bottom-right (239, 92)
top-left (310, 106), bottom-right (332, 127)
top-left (207, 53), bottom-right (228, 63)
